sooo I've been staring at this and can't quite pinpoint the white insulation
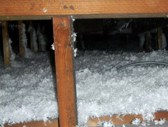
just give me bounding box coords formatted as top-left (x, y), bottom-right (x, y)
top-left (1, 50), bottom-right (168, 126)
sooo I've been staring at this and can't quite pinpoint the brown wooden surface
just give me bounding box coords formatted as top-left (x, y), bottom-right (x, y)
top-left (4, 111), bottom-right (168, 126)
top-left (1, 14), bottom-right (168, 21)
top-left (18, 21), bottom-right (25, 57)
top-left (2, 21), bottom-right (10, 67)
top-left (4, 119), bottom-right (58, 127)
top-left (53, 17), bottom-right (77, 127)
top-left (0, 0), bottom-right (168, 20)
top-left (88, 111), bottom-right (168, 125)
top-left (157, 27), bottom-right (162, 50)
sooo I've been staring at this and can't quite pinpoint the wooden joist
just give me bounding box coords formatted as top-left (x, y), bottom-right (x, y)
top-left (2, 21), bottom-right (10, 67)
top-left (0, 0), bottom-right (168, 20)
top-left (157, 27), bottom-right (162, 50)
top-left (88, 111), bottom-right (168, 126)
top-left (4, 111), bottom-right (168, 127)
top-left (53, 17), bottom-right (77, 127)
top-left (18, 21), bottom-right (25, 57)
top-left (4, 119), bottom-right (59, 127)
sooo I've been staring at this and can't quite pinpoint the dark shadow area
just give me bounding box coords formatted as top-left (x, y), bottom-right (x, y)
top-left (74, 18), bottom-right (168, 52)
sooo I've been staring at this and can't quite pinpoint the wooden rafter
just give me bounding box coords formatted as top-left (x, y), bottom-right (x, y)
top-left (2, 21), bottom-right (10, 67)
top-left (157, 27), bottom-right (162, 50)
top-left (18, 21), bottom-right (25, 57)
top-left (0, 0), bottom-right (168, 20)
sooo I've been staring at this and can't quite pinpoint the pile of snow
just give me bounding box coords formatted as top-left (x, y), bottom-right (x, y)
top-left (1, 50), bottom-right (168, 126)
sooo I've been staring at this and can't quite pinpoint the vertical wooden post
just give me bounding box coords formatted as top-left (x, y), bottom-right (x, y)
top-left (52, 17), bottom-right (77, 127)
top-left (30, 21), bottom-right (34, 52)
top-left (157, 27), bottom-right (162, 50)
top-left (145, 32), bottom-right (151, 52)
top-left (18, 20), bottom-right (25, 57)
top-left (2, 21), bottom-right (10, 67)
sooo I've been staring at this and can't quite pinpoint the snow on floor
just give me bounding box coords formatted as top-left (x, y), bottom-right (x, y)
top-left (1, 50), bottom-right (168, 126)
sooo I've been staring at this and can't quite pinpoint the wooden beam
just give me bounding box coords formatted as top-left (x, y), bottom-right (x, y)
top-left (157, 27), bottom-right (162, 50)
top-left (2, 21), bottom-right (10, 67)
top-left (1, 13), bottom-right (168, 21)
top-left (4, 111), bottom-right (168, 126)
top-left (88, 111), bottom-right (168, 126)
top-left (53, 17), bottom-right (77, 127)
top-left (0, 0), bottom-right (168, 20)
top-left (18, 21), bottom-right (25, 57)
top-left (4, 119), bottom-right (59, 127)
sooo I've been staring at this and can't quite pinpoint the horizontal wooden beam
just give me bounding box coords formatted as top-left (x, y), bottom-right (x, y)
top-left (4, 111), bottom-right (168, 127)
top-left (4, 119), bottom-right (59, 127)
top-left (0, 0), bottom-right (168, 20)
top-left (1, 13), bottom-right (168, 21)
top-left (88, 111), bottom-right (168, 126)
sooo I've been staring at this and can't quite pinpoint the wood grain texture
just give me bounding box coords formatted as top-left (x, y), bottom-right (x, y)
top-left (4, 111), bottom-right (168, 126)
top-left (18, 21), bottom-right (25, 57)
top-left (53, 17), bottom-right (77, 127)
top-left (88, 111), bottom-right (168, 125)
top-left (4, 119), bottom-right (58, 127)
top-left (2, 21), bottom-right (10, 67)
top-left (0, 0), bottom-right (168, 20)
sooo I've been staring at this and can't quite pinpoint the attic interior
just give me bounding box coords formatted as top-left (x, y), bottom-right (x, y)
top-left (1, 18), bottom-right (168, 54)
top-left (74, 18), bottom-right (168, 52)
top-left (1, 18), bottom-right (168, 126)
